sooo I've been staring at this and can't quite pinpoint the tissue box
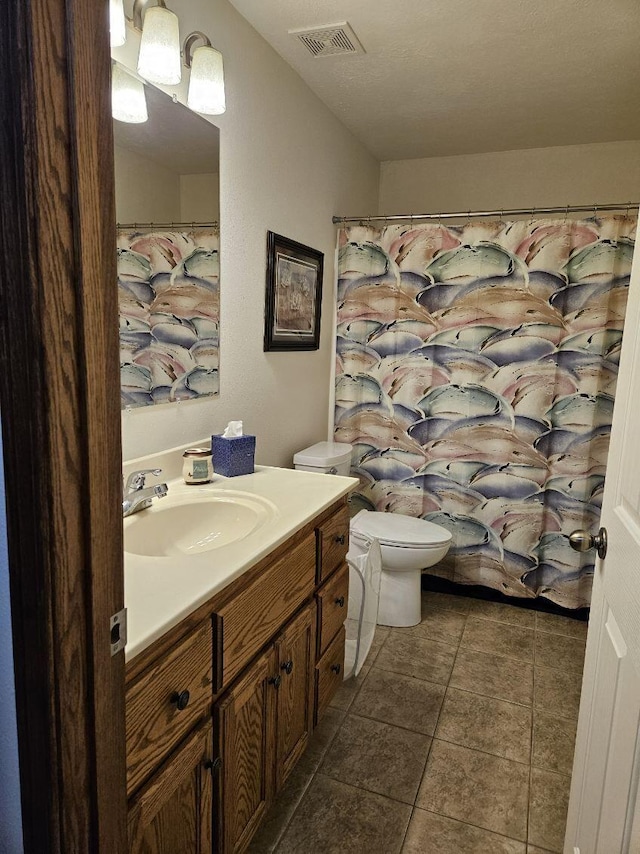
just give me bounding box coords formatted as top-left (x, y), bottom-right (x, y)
top-left (211, 434), bottom-right (256, 477)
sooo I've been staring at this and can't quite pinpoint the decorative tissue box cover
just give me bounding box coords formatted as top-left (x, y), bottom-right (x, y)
top-left (211, 434), bottom-right (256, 477)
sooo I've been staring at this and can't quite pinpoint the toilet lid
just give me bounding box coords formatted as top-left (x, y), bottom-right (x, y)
top-left (351, 511), bottom-right (452, 548)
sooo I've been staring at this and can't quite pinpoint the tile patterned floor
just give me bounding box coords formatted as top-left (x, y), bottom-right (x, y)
top-left (248, 591), bottom-right (587, 854)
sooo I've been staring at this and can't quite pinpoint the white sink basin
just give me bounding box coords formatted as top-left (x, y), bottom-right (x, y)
top-left (124, 489), bottom-right (277, 558)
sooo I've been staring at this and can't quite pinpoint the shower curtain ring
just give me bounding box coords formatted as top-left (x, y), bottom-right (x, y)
top-left (564, 204), bottom-right (569, 223)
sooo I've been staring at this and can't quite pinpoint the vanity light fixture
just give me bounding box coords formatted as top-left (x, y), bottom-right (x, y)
top-left (184, 31), bottom-right (226, 115)
top-left (109, 0), bottom-right (127, 47)
top-left (133, 0), bottom-right (182, 86)
top-left (111, 63), bottom-right (149, 124)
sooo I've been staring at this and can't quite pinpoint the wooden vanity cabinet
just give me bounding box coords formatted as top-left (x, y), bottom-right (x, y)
top-left (214, 646), bottom-right (277, 854)
top-left (214, 602), bottom-right (316, 854)
top-left (126, 499), bottom-right (350, 854)
top-left (273, 602), bottom-right (316, 790)
top-left (128, 720), bottom-right (214, 854)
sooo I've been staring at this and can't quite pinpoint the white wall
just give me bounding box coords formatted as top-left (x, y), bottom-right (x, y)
top-left (114, 0), bottom-right (379, 465)
top-left (180, 173), bottom-right (220, 223)
top-left (379, 140), bottom-right (640, 214)
top-left (114, 145), bottom-right (181, 223)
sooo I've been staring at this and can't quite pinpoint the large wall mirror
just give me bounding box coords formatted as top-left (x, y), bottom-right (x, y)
top-left (113, 68), bottom-right (221, 409)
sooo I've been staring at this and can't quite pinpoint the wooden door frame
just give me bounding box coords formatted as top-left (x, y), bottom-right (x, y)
top-left (0, 0), bottom-right (127, 851)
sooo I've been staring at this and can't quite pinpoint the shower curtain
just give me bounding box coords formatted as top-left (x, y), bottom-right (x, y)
top-left (334, 215), bottom-right (637, 609)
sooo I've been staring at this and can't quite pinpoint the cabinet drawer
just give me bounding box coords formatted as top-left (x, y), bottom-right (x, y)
top-left (315, 625), bottom-right (346, 725)
top-left (316, 506), bottom-right (349, 584)
top-left (126, 622), bottom-right (213, 796)
top-left (215, 532), bottom-right (316, 689)
top-left (316, 562), bottom-right (349, 657)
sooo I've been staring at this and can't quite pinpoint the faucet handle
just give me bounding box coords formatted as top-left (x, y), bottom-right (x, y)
top-left (125, 468), bottom-right (162, 492)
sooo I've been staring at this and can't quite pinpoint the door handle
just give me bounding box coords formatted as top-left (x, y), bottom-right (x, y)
top-left (569, 527), bottom-right (607, 560)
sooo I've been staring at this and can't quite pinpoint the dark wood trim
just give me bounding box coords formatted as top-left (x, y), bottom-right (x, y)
top-left (0, 0), bottom-right (127, 851)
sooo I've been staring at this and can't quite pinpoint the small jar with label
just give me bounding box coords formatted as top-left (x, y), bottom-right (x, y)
top-left (182, 448), bottom-right (213, 485)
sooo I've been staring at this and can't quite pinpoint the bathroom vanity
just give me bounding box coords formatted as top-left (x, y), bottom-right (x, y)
top-left (122, 459), bottom-right (354, 853)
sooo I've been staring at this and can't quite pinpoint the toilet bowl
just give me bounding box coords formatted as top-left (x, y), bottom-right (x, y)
top-left (293, 442), bottom-right (453, 628)
top-left (349, 510), bottom-right (452, 627)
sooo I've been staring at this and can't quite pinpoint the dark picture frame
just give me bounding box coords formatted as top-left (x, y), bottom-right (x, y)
top-left (264, 231), bottom-right (324, 351)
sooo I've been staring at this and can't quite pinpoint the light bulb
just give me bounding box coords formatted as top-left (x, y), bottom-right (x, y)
top-left (137, 5), bottom-right (181, 86)
top-left (112, 64), bottom-right (148, 124)
top-left (109, 0), bottom-right (126, 48)
top-left (187, 45), bottom-right (226, 115)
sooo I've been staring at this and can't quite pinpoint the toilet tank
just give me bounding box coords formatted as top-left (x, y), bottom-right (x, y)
top-left (293, 441), bottom-right (353, 476)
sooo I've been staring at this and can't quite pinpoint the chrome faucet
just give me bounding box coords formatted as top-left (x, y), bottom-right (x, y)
top-left (122, 468), bottom-right (168, 518)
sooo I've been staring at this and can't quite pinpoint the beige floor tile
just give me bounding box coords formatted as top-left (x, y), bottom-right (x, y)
top-left (416, 740), bottom-right (529, 841)
top-left (450, 647), bottom-right (533, 706)
top-left (248, 761), bottom-right (314, 853)
top-left (375, 631), bottom-right (457, 685)
top-left (249, 707), bottom-right (345, 853)
top-left (421, 590), bottom-right (472, 614)
top-left (401, 808), bottom-right (525, 853)
top-left (410, 607), bottom-right (467, 645)
top-left (436, 687), bottom-right (532, 764)
top-left (535, 632), bottom-right (586, 673)
top-left (467, 599), bottom-right (536, 629)
top-left (532, 711), bottom-right (577, 776)
top-left (535, 611), bottom-right (588, 640)
top-left (528, 768), bottom-right (571, 853)
top-left (276, 774), bottom-right (411, 854)
top-left (320, 713), bottom-right (431, 804)
top-left (534, 667), bottom-right (582, 720)
top-left (528, 847), bottom-right (554, 853)
top-left (366, 626), bottom-right (390, 664)
top-left (329, 665), bottom-right (371, 712)
top-left (461, 617), bottom-right (535, 662)
top-left (351, 667), bottom-right (445, 736)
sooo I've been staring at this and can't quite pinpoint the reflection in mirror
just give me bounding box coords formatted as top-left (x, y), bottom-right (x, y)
top-left (113, 70), bottom-right (220, 409)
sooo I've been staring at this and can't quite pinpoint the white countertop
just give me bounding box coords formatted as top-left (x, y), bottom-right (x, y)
top-left (124, 465), bottom-right (357, 661)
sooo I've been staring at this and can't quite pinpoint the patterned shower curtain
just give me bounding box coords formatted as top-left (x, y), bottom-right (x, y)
top-left (334, 216), bottom-right (637, 609)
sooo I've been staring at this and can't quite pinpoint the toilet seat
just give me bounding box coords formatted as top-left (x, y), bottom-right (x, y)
top-left (350, 510), bottom-right (452, 549)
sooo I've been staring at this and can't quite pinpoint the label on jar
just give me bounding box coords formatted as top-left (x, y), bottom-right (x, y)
top-left (192, 459), bottom-right (210, 479)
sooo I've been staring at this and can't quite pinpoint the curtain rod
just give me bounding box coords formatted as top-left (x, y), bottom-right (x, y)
top-left (332, 202), bottom-right (639, 225)
top-left (117, 220), bottom-right (219, 231)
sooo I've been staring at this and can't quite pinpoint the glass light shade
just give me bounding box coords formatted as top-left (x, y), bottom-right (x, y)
top-left (112, 64), bottom-right (148, 124)
top-left (137, 5), bottom-right (181, 86)
top-left (109, 0), bottom-right (126, 47)
top-left (187, 45), bottom-right (226, 115)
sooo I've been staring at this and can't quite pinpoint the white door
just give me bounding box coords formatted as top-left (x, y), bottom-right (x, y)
top-left (565, 223), bottom-right (640, 854)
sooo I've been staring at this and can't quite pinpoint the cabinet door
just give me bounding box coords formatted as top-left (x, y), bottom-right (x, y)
top-left (274, 602), bottom-right (316, 791)
top-left (128, 720), bottom-right (214, 854)
top-left (214, 647), bottom-right (277, 854)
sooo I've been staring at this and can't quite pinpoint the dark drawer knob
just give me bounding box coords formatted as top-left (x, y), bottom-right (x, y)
top-left (171, 690), bottom-right (190, 711)
top-left (204, 757), bottom-right (222, 773)
top-left (268, 675), bottom-right (282, 689)
top-left (335, 596), bottom-right (345, 608)
top-left (335, 534), bottom-right (346, 545)
top-left (281, 659), bottom-right (294, 675)
top-left (330, 663), bottom-right (341, 675)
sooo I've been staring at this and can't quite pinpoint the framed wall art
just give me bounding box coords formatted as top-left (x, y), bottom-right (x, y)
top-left (264, 231), bottom-right (324, 351)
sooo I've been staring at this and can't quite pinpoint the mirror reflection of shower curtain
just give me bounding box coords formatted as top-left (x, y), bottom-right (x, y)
top-left (334, 215), bottom-right (637, 609)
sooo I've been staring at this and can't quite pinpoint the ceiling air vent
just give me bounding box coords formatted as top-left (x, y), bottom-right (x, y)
top-left (290, 22), bottom-right (365, 58)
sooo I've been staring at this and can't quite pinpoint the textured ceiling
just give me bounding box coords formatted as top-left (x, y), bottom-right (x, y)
top-left (228, 0), bottom-right (640, 161)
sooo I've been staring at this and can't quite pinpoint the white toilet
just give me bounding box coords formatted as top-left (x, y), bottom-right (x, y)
top-left (293, 441), bottom-right (453, 627)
